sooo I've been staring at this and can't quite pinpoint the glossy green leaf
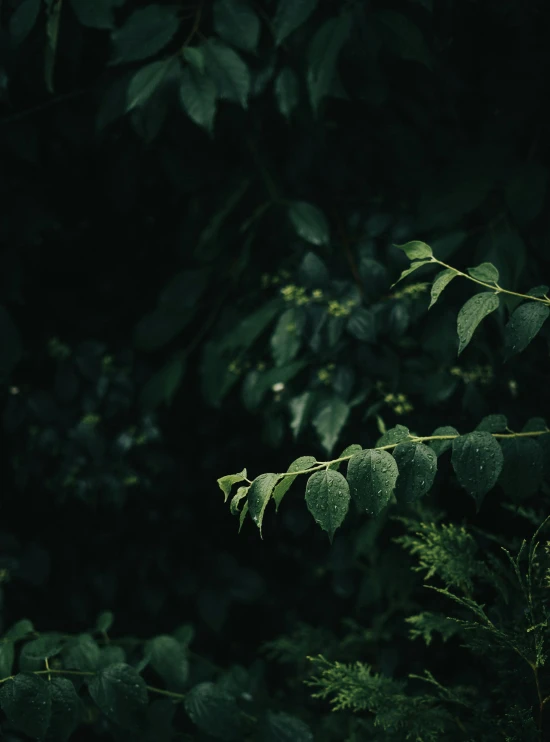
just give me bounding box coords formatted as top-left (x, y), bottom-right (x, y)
top-left (248, 473), bottom-right (280, 533)
top-left (147, 635), bottom-right (189, 691)
top-left (229, 486), bottom-right (249, 515)
top-left (428, 426), bottom-right (459, 456)
top-left (275, 68), bottom-right (299, 118)
top-left (467, 262), bottom-right (499, 284)
top-left (305, 469), bottom-right (350, 541)
top-left (312, 397), bottom-right (350, 454)
top-left (126, 60), bottom-right (172, 113)
top-left (289, 391), bottom-right (314, 439)
top-left (457, 292), bottom-right (500, 355)
top-left (273, 456), bottom-right (317, 510)
top-left (476, 414), bottom-right (508, 433)
top-left (347, 449), bottom-right (399, 516)
top-left (9, 0), bottom-right (41, 42)
top-left (393, 442), bottom-right (437, 503)
top-left (217, 469), bottom-right (248, 502)
top-left (271, 309), bottom-right (302, 366)
top-left (451, 431), bottom-right (504, 510)
top-left (184, 682), bottom-right (243, 740)
top-left (395, 241), bottom-right (433, 261)
top-left (111, 6), bottom-right (179, 64)
top-left (179, 67), bottom-right (217, 133)
top-left (288, 201), bottom-right (329, 246)
top-left (47, 677), bottom-right (82, 742)
top-left (527, 285), bottom-right (549, 298)
top-left (376, 424), bottom-right (410, 448)
top-left (376, 10), bottom-right (432, 68)
top-left (262, 710), bottom-right (314, 741)
top-left (273, 0), bottom-right (317, 45)
top-left (499, 438), bottom-right (544, 503)
top-left (391, 259), bottom-right (432, 288)
top-left (429, 268), bottom-right (458, 309)
top-left (203, 40), bottom-right (250, 107)
top-left (70, 0), bottom-right (115, 29)
top-left (214, 0), bottom-right (260, 52)
top-left (0, 673), bottom-right (51, 737)
top-left (347, 308), bottom-right (376, 342)
top-left (20, 635), bottom-right (63, 672)
top-left (239, 501), bottom-right (249, 532)
top-left (307, 14), bottom-right (351, 113)
top-left (5, 619), bottom-right (35, 642)
top-left (89, 663), bottom-right (148, 731)
top-left (63, 633), bottom-right (100, 671)
top-left (504, 302), bottom-right (550, 359)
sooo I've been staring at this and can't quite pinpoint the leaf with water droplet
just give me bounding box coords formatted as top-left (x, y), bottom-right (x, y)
top-left (217, 469), bottom-right (248, 502)
top-left (476, 414), bottom-right (508, 433)
top-left (0, 673), bottom-right (52, 738)
top-left (184, 682), bottom-right (244, 739)
top-left (393, 442), bottom-right (437, 504)
top-left (457, 292), bottom-right (500, 355)
top-left (504, 302), bottom-right (550, 359)
top-left (376, 424), bottom-right (410, 447)
top-left (305, 469), bottom-right (350, 541)
top-left (429, 268), bottom-right (458, 309)
top-left (273, 456), bottom-right (317, 511)
top-left (346, 449), bottom-right (398, 516)
top-left (467, 262), bottom-right (499, 284)
top-left (48, 677), bottom-right (83, 742)
top-left (451, 431), bottom-right (503, 510)
top-left (429, 426), bottom-right (459, 456)
top-left (247, 473), bottom-right (280, 534)
top-left (498, 438), bottom-right (544, 503)
top-left (394, 240), bottom-right (433, 261)
top-left (89, 663), bottom-right (148, 731)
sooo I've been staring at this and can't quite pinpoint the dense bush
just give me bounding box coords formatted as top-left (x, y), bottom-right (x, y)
top-left (1, 0), bottom-right (550, 740)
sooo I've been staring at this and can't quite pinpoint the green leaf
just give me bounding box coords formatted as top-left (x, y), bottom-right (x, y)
top-left (429, 268), bottom-right (458, 309)
top-left (305, 469), bottom-right (350, 541)
top-left (248, 473), bottom-right (280, 533)
top-left (391, 259), bottom-right (432, 288)
top-left (183, 47), bottom-right (206, 73)
top-left (312, 397), bottom-right (350, 454)
top-left (140, 356), bottom-right (186, 411)
top-left (375, 10), bottom-right (432, 68)
top-left (239, 501), bottom-right (249, 532)
top-left (505, 162), bottom-right (548, 226)
top-left (230, 486), bottom-right (249, 515)
top-left (275, 67), bottom-right (299, 118)
top-left (289, 391), bottom-right (314, 439)
top-left (457, 292), bottom-right (500, 355)
top-left (20, 635), bottom-right (63, 671)
top-left (476, 414), bottom-right (508, 433)
top-left (70, 0), bottom-right (115, 29)
top-left (0, 673), bottom-right (51, 738)
top-left (451, 431), bottom-right (504, 510)
top-left (203, 40), bottom-right (250, 107)
top-left (96, 611), bottom-right (114, 634)
top-left (527, 285), bottom-right (549, 298)
top-left (184, 682), bottom-right (243, 740)
top-left (147, 635), bottom-right (189, 691)
top-left (89, 663), bottom-right (148, 731)
top-left (288, 201), bottom-right (329, 246)
top-left (9, 0), bottom-right (41, 42)
top-left (48, 677), bottom-right (82, 742)
top-left (273, 0), bottom-right (317, 45)
top-left (271, 309), bottom-right (302, 366)
top-left (219, 300), bottom-right (281, 352)
top-left (0, 305), bottom-right (22, 381)
top-left (499, 438), bottom-right (544, 503)
top-left (0, 641), bottom-right (14, 678)
top-left (214, 0), bottom-right (260, 52)
top-left (262, 710), bottom-right (314, 741)
top-left (5, 619), bottom-right (35, 642)
top-left (504, 302), bottom-right (550, 359)
top-left (111, 6), bottom-right (179, 64)
top-left (328, 443), bottom-right (362, 471)
top-left (347, 308), bottom-right (376, 342)
top-left (217, 469), bottom-right (248, 503)
top-left (347, 449), bottom-right (399, 516)
top-left (179, 67), bottom-right (217, 133)
top-left (126, 59), bottom-right (172, 113)
top-left (467, 262), bottom-right (499, 284)
top-left (376, 424), bottom-right (410, 448)
top-left (63, 633), bottom-right (100, 671)
top-left (395, 241), bottom-right (433, 261)
top-left (307, 14), bottom-right (351, 114)
top-left (393, 443), bottom-right (437, 504)
top-left (428, 426), bottom-right (459, 456)
top-left (273, 456), bottom-right (317, 510)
